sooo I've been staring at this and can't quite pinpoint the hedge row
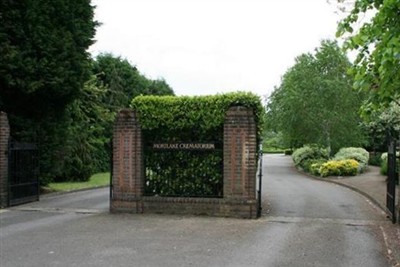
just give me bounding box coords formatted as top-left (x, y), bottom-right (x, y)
top-left (131, 92), bottom-right (265, 145)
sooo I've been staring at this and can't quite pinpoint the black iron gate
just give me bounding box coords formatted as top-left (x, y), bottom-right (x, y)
top-left (8, 140), bottom-right (40, 206)
top-left (386, 134), bottom-right (398, 224)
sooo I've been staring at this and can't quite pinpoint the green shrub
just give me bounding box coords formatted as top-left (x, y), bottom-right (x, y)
top-left (319, 159), bottom-right (359, 177)
top-left (292, 145), bottom-right (329, 169)
top-left (262, 131), bottom-right (285, 152)
top-left (334, 147), bottom-right (369, 164)
top-left (333, 147), bottom-right (369, 172)
top-left (310, 161), bottom-right (325, 176)
top-left (368, 152), bottom-right (382, 166)
top-left (284, 149), bottom-right (293, 155)
top-left (380, 152), bottom-right (400, 175)
top-left (381, 161), bottom-right (388, 175)
top-left (381, 153), bottom-right (388, 175)
top-left (302, 159), bottom-right (326, 175)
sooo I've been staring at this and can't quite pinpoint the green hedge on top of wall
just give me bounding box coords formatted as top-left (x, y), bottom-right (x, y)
top-left (131, 92), bottom-right (265, 146)
top-left (131, 92), bottom-right (264, 197)
top-left (131, 92), bottom-right (265, 197)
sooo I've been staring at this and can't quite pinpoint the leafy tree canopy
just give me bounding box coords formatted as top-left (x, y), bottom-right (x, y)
top-left (266, 40), bottom-right (366, 154)
top-left (363, 101), bottom-right (400, 151)
top-left (0, 0), bottom-right (97, 118)
top-left (337, 0), bottom-right (400, 111)
top-left (92, 53), bottom-right (174, 112)
top-left (0, 0), bottom-right (99, 183)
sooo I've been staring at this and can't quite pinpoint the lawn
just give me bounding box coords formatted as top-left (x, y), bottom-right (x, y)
top-left (46, 172), bottom-right (110, 192)
top-left (262, 147), bottom-right (286, 154)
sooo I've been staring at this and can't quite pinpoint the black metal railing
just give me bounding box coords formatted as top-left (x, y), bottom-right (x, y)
top-left (144, 143), bottom-right (223, 198)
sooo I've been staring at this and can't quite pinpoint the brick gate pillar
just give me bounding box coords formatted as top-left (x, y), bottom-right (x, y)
top-left (223, 106), bottom-right (257, 200)
top-left (110, 109), bottom-right (144, 212)
top-left (0, 112), bottom-right (10, 208)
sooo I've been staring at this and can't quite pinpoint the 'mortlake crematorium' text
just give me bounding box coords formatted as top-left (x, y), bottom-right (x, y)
top-left (152, 143), bottom-right (215, 150)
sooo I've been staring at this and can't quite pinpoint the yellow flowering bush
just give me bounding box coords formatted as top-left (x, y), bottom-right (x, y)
top-left (319, 159), bottom-right (359, 177)
top-left (310, 161), bottom-right (325, 176)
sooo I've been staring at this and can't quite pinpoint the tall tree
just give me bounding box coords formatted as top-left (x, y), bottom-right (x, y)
top-left (92, 53), bottom-right (174, 113)
top-left (92, 54), bottom-right (147, 110)
top-left (0, 0), bottom-right (97, 118)
top-left (336, 0), bottom-right (400, 110)
top-left (0, 0), bottom-right (97, 183)
top-left (363, 101), bottom-right (400, 152)
top-left (53, 76), bottom-right (113, 181)
top-left (266, 40), bottom-right (366, 153)
top-left (145, 78), bottom-right (174, 96)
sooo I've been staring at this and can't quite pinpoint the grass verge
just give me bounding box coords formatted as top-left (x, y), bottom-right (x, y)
top-left (44, 172), bottom-right (110, 193)
top-left (262, 147), bottom-right (286, 154)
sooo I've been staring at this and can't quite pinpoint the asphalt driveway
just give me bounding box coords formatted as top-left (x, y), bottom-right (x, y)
top-left (0, 154), bottom-right (392, 267)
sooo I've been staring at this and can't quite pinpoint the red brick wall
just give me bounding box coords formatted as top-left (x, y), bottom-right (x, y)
top-left (224, 106), bottom-right (257, 200)
top-left (110, 109), bottom-right (144, 212)
top-left (0, 112), bottom-right (10, 208)
top-left (112, 197), bottom-right (257, 218)
top-left (111, 107), bottom-right (259, 218)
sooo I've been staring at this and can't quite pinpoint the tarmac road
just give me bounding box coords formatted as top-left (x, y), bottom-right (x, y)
top-left (0, 154), bottom-right (392, 267)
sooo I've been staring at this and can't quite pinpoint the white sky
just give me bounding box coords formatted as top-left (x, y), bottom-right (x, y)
top-left (89, 0), bottom-right (345, 99)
